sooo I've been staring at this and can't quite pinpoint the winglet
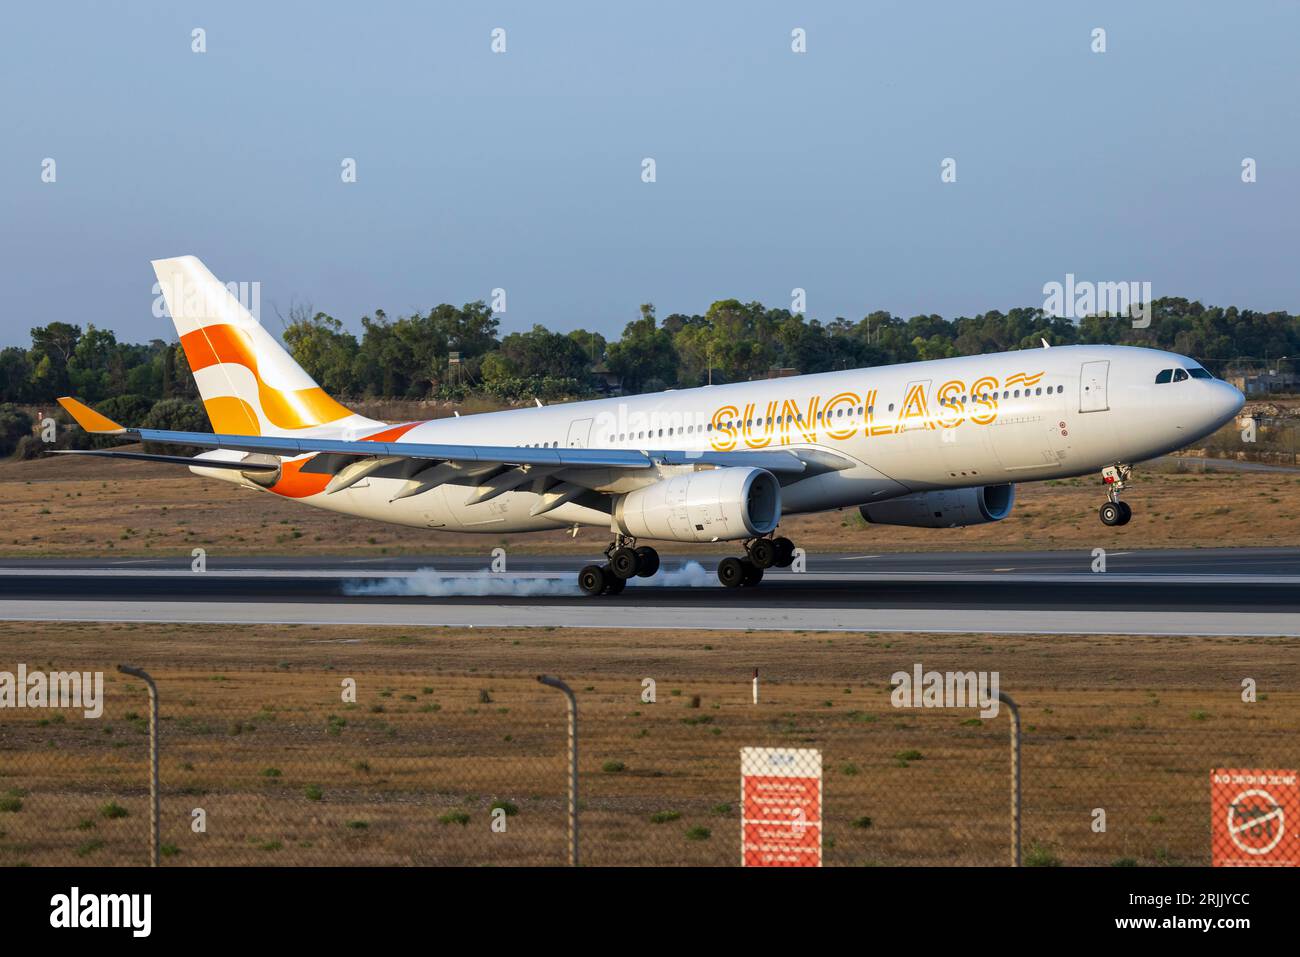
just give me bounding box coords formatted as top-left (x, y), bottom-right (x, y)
top-left (57, 397), bottom-right (128, 435)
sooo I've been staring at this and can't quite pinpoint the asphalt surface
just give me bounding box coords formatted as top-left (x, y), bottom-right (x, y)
top-left (5, 546), bottom-right (1300, 577)
top-left (2, 548), bottom-right (1298, 635)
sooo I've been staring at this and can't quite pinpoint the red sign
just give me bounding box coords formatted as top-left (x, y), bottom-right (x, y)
top-left (741, 747), bottom-right (822, 867)
top-left (1211, 769), bottom-right (1300, 867)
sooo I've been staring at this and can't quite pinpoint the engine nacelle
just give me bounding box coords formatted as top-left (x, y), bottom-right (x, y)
top-left (859, 484), bottom-right (1015, 528)
top-left (614, 467), bottom-right (781, 543)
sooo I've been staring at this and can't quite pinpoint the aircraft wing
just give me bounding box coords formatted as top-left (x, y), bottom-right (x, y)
top-left (55, 397), bottom-right (852, 502)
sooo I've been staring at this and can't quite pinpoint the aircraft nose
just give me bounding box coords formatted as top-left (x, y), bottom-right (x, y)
top-left (1209, 380), bottom-right (1245, 427)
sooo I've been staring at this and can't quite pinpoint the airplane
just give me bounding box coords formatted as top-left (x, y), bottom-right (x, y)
top-left (57, 255), bottom-right (1246, 596)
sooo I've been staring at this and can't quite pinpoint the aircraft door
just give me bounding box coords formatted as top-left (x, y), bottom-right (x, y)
top-left (566, 417), bottom-right (593, 448)
top-left (1079, 360), bottom-right (1109, 413)
top-left (897, 378), bottom-right (946, 476)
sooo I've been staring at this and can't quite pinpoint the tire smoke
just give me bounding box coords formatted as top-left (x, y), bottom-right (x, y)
top-left (341, 561), bottom-right (717, 597)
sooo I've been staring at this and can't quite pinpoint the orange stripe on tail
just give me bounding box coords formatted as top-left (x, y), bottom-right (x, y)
top-left (180, 324), bottom-right (354, 431)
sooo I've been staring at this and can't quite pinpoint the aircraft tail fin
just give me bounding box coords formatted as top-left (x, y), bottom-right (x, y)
top-left (151, 255), bottom-right (376, 436)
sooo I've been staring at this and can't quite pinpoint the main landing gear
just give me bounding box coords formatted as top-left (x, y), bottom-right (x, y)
top-left (717, 535), bottom-right (796, 588)
top-left (575, 533), bottom-right (799, 595)
top-left (577, 536), bottom-right (660, 596)
top-left (1098, 464), bottom-right (1134, 527)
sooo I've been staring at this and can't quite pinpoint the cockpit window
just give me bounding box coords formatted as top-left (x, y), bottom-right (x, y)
top-left (1155, 369), bottom-right (1173, 384)
top-left (1187, 367), bottom-right (1212, 379)
top-left (1173, 368), bottom-right (1189, 382)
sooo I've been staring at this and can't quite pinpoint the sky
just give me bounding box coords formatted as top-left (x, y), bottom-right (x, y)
top-left (2, 1), bottom-right (1298, 348)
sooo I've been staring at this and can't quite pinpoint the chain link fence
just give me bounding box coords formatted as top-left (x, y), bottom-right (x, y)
top-left (2, 664), bottom-right (1296, 866)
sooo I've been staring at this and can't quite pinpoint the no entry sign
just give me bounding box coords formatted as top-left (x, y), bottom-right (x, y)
top-left (741, 747), bottom-right (822, 867)
top-left (1211, 769), bottom-right (1300, 867)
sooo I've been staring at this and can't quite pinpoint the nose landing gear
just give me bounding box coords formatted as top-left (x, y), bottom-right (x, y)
top-left (1098, 464), bottom-right (1134, 527)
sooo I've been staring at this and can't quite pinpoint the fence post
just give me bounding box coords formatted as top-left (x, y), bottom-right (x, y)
top-left (999, 691), bottom-right (1021, 867)
top-left (537, 675), bottom-right (578, 866)
top-left (117, 664), bottom-right (159, 867)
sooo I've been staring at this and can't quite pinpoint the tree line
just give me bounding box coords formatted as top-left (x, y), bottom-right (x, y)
top-left (279, 297), bottom-right (1300, 400)
top-left (4, 297), bottom-right (1298, 418)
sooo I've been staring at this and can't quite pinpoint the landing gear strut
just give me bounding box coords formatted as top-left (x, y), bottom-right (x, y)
top-left (578, 536), bottom-right (660, 595)
top-left (717, 534), bottom-right (796, 588)
top-left (1098, 464), bottom-right (1133, 527)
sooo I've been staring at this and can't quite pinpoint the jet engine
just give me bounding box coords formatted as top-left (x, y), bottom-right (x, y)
top-left (859, 483), bottom-right (1015, 528)
top-left (614, 467), bottom-right (781, 542)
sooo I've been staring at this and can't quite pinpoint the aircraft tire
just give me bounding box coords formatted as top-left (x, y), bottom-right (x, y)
top-left (578, 564), bottom-right (607, 596)
top-left (717, 556), bottom-right (746, 588)
top-left (634, 546), bottom-right (660, 578)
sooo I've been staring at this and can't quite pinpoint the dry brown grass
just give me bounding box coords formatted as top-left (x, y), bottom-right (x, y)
top-left (1, 622), bottom-right (1296, 866)
top-left (6, 451), bottom-right (1300, 557)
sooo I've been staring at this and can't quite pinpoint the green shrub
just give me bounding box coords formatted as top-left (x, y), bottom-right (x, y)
top-left (95, 394), bottom-right (154, 428)
top-left (139, 399), bottom-right (211, 455)
top-left (0, 404), bottom-right (33, 457)
top-left (1025, 842), bottom-right (1062, 867)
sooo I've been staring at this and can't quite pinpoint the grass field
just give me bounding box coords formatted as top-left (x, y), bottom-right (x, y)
top-left (5, 450), bottom-right (1300, 557)
top-left (1, 622), bottom-right (1296, 866)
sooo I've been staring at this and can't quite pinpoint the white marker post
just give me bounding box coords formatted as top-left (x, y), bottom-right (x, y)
top-left (752, 668), bottom-right (759, 705)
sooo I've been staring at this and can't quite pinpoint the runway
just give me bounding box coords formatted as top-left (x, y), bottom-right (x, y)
top-left (2, 548), bottom-right (1299, 636)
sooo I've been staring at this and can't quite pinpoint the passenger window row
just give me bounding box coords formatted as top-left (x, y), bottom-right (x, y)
top-left (604, 384), bottom-right (1068, 443)
top-left (940, 384), bottom-right (1064, 406)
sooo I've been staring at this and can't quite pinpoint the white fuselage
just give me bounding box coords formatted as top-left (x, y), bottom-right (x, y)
top-left (197, 344), bottom-right (1244, 536)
